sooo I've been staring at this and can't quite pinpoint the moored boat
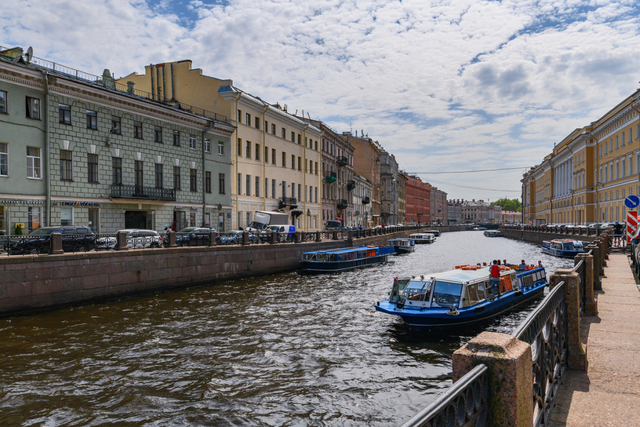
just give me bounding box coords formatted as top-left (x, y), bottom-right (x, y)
top-left (425, 229), bottom-right (441, 237)
top-left (409, 233), bottom-right (435, 244)
top-left (375, 265), bottom-right (547, 330)
top-left (541, 239), bottom-right (584, 258)
top-left (484, 230), bottom-right (503, 237)
top-left (301, 245), bottom-right (395, 273)
top-left (388, 238), bottom-right (416, 254)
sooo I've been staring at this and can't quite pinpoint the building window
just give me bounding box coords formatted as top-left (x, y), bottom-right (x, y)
top-left (205, 139), bottom-right (211, 153)
top-left (282, 152), bottom-right (286, 168)
top-left (206, 171), bottom-right (212, 193)
top-left (255, 117), bottom-right (260, 129)
top-left (134, 121), bottom-right (143, 139)
top-left (26, 97), bottom-right (41, 120)
top-left (218, 141), bottom-right (225, 155)
top-left (0, 91), bottom-right (6, 113)
top-left (255, 176), bottom-right (260, 197)
top-left (282, 180), bottom-right (286, 198)
top-left (298, 156), bottom-right (301, 171)
top-left (255, 143), bottom-right (260, 161)
top-left (189, 134), bottom-right (197, 149)
top-left (135, 161), bottom-right (143, 188)
top-left (315, 187), bottom-right (318, 203)
top-left (246, 113), bottom-right (251, 126)
top-left (219, 173), bottom-right (225, 194)
top-left (265, 178), bottom-right (269, 198)
top-left (264, 146), bottom-right (269, 163)
top-left (237, 139), bottom-right (242, 156)
top-left (314, 141), bottom-right (318, 151)
top-left (237, 109), bottom-right (242, 122)
top-left (272, 149), bottom-right (276, 164)
top-left (291, 154), bottom-right (295, 170)
top-left (59, 104), bottom-right (71, 125)
top-left (297, 134), bottom-right (301, 145)
top-left (28, 206), bottom-right (41, 232)
top-left (155, 164), bottom-right (163, 188)
top-left (237, 173), bottom-right (242, 195)
top-left (265, 121), bottom-right (268, 131)
top-left (271, 123), bottom-right (276, 135)
top-left (111, 116), bottom-right (121, 134)
top-left (189, 169), bottom-right (198, 191)
top-left (0, 142), bottom-right (8, 178)
top-left (272, 179), bottom-right (276, 198)
top-left (88, 154), bottom-right (99, 183)
top-left (174, 166), bottom-right (181, 190)
top-left (291, 131), bottom-right (295, 142)
top-left (154, 126), bottom-right (163, 143)
top-left (61, 207), bottom-right (73, 226)
top-left (60, 150), bottom-right (73, 181)
top-left (84, 110), bottom-right (97, 129)
top-left (246, 174), bottom-right (251, 196)
top-left (112, 157), bottom-right (122, 185)
top-left (281, 128), bottom-right (286, 139)
top-left (315, 162), bottom-right (318, 175)
top-left (246, 141), bottom-right (251, 159)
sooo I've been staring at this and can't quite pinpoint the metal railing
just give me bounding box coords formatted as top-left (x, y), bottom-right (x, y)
top-left (511, 282), bottom-right (568, 427)
top-left (400, 364), bottom-right (489, 427)
top-left (110, 185), bottom-right (177, 201)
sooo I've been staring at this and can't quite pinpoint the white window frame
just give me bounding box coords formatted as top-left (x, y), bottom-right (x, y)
top-left (218, 141), bottom-right (224, 155)
top-left (189, 134), bottom-right (197, 150)
top-left (27, 146), bottom-right (41, 179)
top-left (205, 138), bottom-right (211, 153)
top-left (27, 97), bottom-right (41, 120)
top-left (0, 90), bottom-right (6, 114)
top-left (0, 142), bottom-right (7, 176)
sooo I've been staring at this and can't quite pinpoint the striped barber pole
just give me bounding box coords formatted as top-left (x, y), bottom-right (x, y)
top-left (627, 210), bottom-right (637, 243)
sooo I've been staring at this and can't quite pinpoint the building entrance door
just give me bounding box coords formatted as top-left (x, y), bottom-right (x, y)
top-left (173, 211), bottom-right (186, 231)
top-left (88, 208), bottom-right (99, 233)
top-left (125, 211), bottom-right (147, 229)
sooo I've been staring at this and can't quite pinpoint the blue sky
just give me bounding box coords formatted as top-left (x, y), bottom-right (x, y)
top-left (3, 0), bottom-right (640, 201)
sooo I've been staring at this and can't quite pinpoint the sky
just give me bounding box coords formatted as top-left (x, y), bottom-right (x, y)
top-left (3, 0), bottom-right (640, 202)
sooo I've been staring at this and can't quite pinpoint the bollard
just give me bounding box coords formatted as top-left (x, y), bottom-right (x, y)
top-left (242, 231), bottom-right (249, 245)
top-left (453, 332), bottom-right (532, 427)
top-left (348, 230), bottom-right (353, 241)
top-left (167, 230), bottom-right (177, 248)
top-left (332, 230), bottom-right (338, 240)
top-left (586, 243), bottom-right (602, 290)
top-left (208, 231), bottom-right (217, 246)
top-left (50, 232), bottom-right (64, 254)
top-left (270, 231), bottom-right (277, 244)
top-left (576, 253), bottom-right (598, 315)
top-left (295, 232), bottom-right (302, 243)
top-left (316, 231), bottom-right (321, 242)
top-left (596, 237), bottom-right (607, 266)
top-left (115, 230), bottom-right (129, 251)
top-left (549, 269), bottom-right (588, 370)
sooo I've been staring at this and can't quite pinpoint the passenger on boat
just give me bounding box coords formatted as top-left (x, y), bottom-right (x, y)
top-left (519, 260), bottom-right (527, 270)
top-left (538, 260), bottom-right (543, 268)
top-left (490, 260), bottom-right (501, 298)
top-left (503, 259), bottom-right (508, 266)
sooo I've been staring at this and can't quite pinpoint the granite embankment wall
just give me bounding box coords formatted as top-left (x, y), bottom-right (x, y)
top-left (0, 226), bottom-right (466, 316)
top-left (499, 227), bottom-right (599, 245)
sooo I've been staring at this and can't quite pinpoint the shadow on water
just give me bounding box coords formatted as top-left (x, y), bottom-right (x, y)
top-left (0, 231), bottom-right (573, 426)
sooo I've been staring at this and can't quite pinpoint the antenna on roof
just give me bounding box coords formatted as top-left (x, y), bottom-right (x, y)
top-left (307, 112), bottom-right (311, 119)
top-left (24, 46), bottom-right (33, 63)
top-left (295, 109), bottom-right (298, 115)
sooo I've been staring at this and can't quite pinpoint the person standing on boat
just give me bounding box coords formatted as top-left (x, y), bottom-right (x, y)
top-left (490, 260), bottom-right (501, 298)
top-left (519, 260), bottom-right (527, 270)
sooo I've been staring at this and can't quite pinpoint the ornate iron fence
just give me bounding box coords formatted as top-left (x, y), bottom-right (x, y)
top-left (511, 282), bottom-right (568, 427)
top-left (400, 364), bottom-right (489, 427)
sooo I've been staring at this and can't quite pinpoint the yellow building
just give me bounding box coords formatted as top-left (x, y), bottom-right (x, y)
top-left (119, 62), bottom-right (323, 230)
top-left (523, 89), bottom-right (640, 225)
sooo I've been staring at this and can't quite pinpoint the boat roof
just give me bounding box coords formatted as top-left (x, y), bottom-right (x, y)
top-left (551, 239), bottom-right (580, 242)
top-left (302, 245), bottom-right (380, 255)
top-left (409, 233), bottom-right (433, 236)
top-left (410, 268), bottom-right (490, 284)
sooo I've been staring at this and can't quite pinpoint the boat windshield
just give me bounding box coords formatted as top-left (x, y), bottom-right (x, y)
top-left (303, 253), bottom-right (317, 261)
top-left (390, 278), bottom-right (412, 303)
top-left (431, 281), bottom-right (463, 308)
top-left (399, 280), bottom-right (431, 302)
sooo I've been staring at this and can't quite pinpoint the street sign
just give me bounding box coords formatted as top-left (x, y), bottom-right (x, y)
top-left (627, 210), bottom-right (638, 243)
top-left (625, 195), bottom-right (640, 209)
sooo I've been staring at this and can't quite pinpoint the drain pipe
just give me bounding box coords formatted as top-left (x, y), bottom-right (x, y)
top-left (202, 120), bottom-right (215, 227)
top-left (39, 69), bottom-right (51, 226)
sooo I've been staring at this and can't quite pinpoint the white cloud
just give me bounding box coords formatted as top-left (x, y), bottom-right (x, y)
top-left (2, 0), bottom-right (639, 200)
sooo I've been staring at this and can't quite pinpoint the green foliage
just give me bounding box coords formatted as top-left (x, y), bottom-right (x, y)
top-left (14, 223), bottom-right (23, 235)
top-left (493, 198), bottom-right (522, 212)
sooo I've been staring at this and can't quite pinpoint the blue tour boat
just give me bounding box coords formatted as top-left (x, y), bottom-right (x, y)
top-left (375, 265), bottom-right (547, 330)
top-left (541, 239), bottom-right (584, 258)
top-left (301, 245), bottom-right (395, 273)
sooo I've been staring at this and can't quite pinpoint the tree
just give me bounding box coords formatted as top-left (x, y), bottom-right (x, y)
top-left (493, 198), bottom-right (522, 212)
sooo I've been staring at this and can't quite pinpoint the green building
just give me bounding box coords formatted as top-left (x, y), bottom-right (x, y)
top-left (0, 46), bottom-right (235, 234)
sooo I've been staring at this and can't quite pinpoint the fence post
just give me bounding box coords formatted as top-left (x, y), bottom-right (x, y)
top-left (115, 230), bottom-right (128, 251)
top-left (295, 232), bottom-right (302, 243)
top-left (270, 231), bottom-right (277, 244)
top-left (596, 237), bottom-right (607, 266)
top-left (208, 231), bottom-right (217, 246)
top-left (453, 332), bottom-right (532, 426)
top-left (348, 230), bottom-right (353, 241)
top-left (167, 230), bottom-right (177, 248)
top-left (315, 231), bottom-right (321, 242)
top-left (549, 269), bottom-right (588, 370)
top-left (576, 253), bottom-right (598, 316)
top-left (242, 231), bottom-right (249, 245)
top-left (50, 233), bottom-right (64, 255)
top-left (332, 230), bottom-right (338, 240)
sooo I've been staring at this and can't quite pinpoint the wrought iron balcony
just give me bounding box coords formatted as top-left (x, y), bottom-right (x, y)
top-left (337, 156), bottom-right (349, 167)
top-left (337, 199), bottom-right (348, 210)
top-left (110, 185), bottom-right (176, 201)
top-left (362, 196), bottom-right (370, 205)
top-left (279, 197), bottom-right (298, 209)
top-left (347, 180), bottom-right (356, 191)
top-left (326, 171), bottom-right (337, 184)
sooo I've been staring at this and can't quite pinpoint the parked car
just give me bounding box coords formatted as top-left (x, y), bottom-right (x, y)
top-left (219, 230), bottom-right (260, 245)
top-left (164, 227), bottom-right (218, 247)
top-left (260, 225), bottom-right (296, 242)
top-left (7, 226), bottom-right (95, 255)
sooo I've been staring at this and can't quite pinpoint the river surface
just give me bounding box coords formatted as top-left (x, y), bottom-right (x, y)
top-left (0, 231), bottom-right (573, 426)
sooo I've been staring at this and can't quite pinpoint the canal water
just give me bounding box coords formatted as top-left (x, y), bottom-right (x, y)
top-left (0, 231), bottom-right (573, 426)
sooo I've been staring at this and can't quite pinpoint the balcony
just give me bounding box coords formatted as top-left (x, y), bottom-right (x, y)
top-left (110, 185), bottom-right (176, 201)
top-left (278, 197), bottom-right (298, 209)
top-left (380, 164), bottom-right (393, 176)
top-left (347, 180), bottom-right (355, 191)
top-left (326, 171), bottom-right (337, 184)
top-left (337, 156), bottom-right (349, 167)
top-left (337, 199), bottom-right (348, 210)
top-left (362, 196), bottom-right (370, 205)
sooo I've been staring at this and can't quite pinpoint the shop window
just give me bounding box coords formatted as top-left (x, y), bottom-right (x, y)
top-left (86, 110), bottom-right (97, 129)
top-left (28, 207), bottom-right (40, 232)
top-left (26, 97), bottom-right (41, 120)
top-left (61, 207), bottom-right (73, 226)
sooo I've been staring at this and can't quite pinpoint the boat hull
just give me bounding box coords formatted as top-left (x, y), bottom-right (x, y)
top-left (541, 247), bottom-right (583, 258)
top-left (375, 284), bottom-right (545, 330)
top-left (394, 247), bottom-right (415, 254)
top-left (301, 254), bottom-right (389, 273)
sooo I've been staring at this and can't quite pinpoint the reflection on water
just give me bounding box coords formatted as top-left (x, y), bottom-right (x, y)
top-left (0, 231), bottom-right (573, 426)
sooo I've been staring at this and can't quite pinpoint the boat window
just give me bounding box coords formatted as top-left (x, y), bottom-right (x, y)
top-left (390, 278), bottom-right (411, 303)
top-left (431, 281), bottom-right (463, 308)
top-left (318, 253), bottom-right (328, 262)
top-left (303, 253), bottom-right (316, 261)
top-left (399, 280), bottom-right (430, 302)
top-left (466, 284), bottom-right (481, 306)
top-left (330, 254), bottom-right (337, 261)
top-left (501, 275), bottom-right (513, 293)
top-left (477, 281), bottom-right (489, 300)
